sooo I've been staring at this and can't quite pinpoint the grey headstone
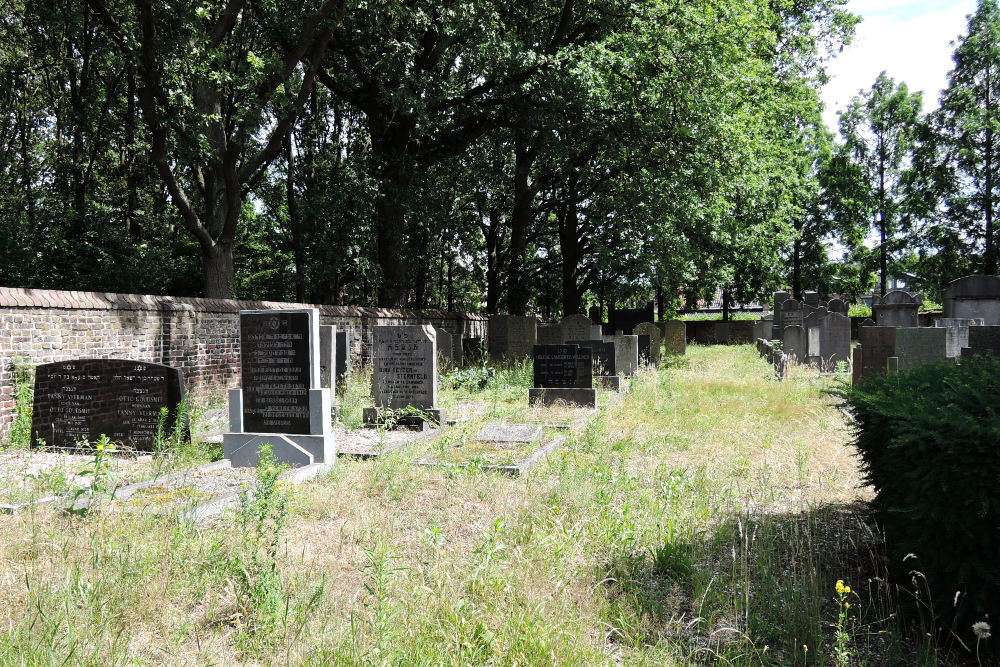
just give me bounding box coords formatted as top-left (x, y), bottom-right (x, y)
top-left (873, 291), bottom-right (920, 328)
top-left (372, 325), bottom-right (438, 411)
top-left (537, 323), bottom-right (564, 345)
top-left (894, 327), bottom-right (947, 372)
top-left (590, 325), bottom-right (604, 340)
top-left (434, 327), bottom-right (454, 365)
top-left (858, 326), bottom-right (896, 381)
top-left (772, 291), bottom-right (790, 339)
top-left (568, 340), bottom-right (616, 376)
top-left (488, 315), bottom-right (537, 361)
top-left (602, 334), bottom-right (640, 376)
top-left (828, 298), bottom-right (848, 314)
top-left (633, 322), bottom-right (662, 364)
top-left (943, 275), bottom-right (1000, 324)
top-left (561, 314), bottom-right (594, 343)
top-left (781, 299), bottom-right (804, 333)
top-left (935, 318), bottom-right (985, 358)
top-left (663, 321), bottom-right (687, 355)
top-left (803, 291), bottom-right (820, 308)
top-left (783, 325), bottom-right (805, 363)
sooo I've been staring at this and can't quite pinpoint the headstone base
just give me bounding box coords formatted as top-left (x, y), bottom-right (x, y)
top-left (362, 407), bottom-right (444, 427)
top-left (595, 376), bottom-right (624, 392)
top-left (223, 432), bottom-right (337, 468)
top-left (528, 388), bottom-right (598, 408)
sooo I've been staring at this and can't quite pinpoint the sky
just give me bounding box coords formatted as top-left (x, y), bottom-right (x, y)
top-left (821, 0), bottom-right (978, 133)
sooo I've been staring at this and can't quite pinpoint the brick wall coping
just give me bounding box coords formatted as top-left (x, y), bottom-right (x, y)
top-left (0, 286), bottom-right (487, 321)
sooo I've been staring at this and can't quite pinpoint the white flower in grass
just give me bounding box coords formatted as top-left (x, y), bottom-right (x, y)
top-left (973, 622), bottom-right (991, 640)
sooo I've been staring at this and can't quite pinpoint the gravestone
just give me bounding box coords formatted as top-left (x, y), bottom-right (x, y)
top-left (935, 318), bottom-right (984, 358)
top-left (803, 308), bottom-right (826, 367)
top-left (828, 298), bottom-right (848, 315)
top-left (783, 325), bottom-right (805, 363)
top-left (532, 344), bottom-right (592, 388)
top-left (561, 314), bottom-right (594, 343)
top-left (451, 329), bottom-right (464, 367)
top-left (781, 299), bottom-right (804, 332)
top-left (894, 327), bottom-right (947, 372)
top-left (603, 334), bottom-right (640, 376)
top-left (366, 325), bottom-right (442, 424)
top-left (612, 304), bottom-right (654, 338)
top-left (31, 359), bottom-right (186, 450)
top-left (569, 340), bottom-right (616, 376)
top-left (856, 326), bottom-right (896, 382)
top-left (434, 327), bottom-right (455, 365)
top-left (961, 325), bottom-right (1000, 358)
top-left (476, 424), bottom-right (543, 443)
top-left (752, 319), bottom-right (769, 342)
top-left (820, 312), bottom-right (851, 370)
top-left (488, 315), bottom-right (537, 361)
top-left (588, 306), bottom-right (603, 325)
top-left (772, 291), bottom-right (790, 339)
top-left (943, 275), bottom-right (1000, 324)
top-left (528, 344), bottom-right (597, 408)
top-left (590, 325), bottom-right (604, 340)
top-left (336, 330), bottom-right (351, 387)
top-left (803, 291), bottom-right (820, 308)
top-left (319, 325), bottom-right (337, 391)
top-left (636, 335), bottom-right (651, 365)
top-left (537, 323), bottom-right (564, 345)
top-left (873, 291), bottom-right (921, 328)
top-left (861, 318), bottom-right (876, 328)
top-left (225, 308), bottom-right (335, 467)
top-left (774, 351), bottom-right (789, 380)
top-left (663, 321), bottom-right (687, 355)
top-left (852, 347), bottom-right (863, 385)
top-left (633, 322), bottom-right (662, 364)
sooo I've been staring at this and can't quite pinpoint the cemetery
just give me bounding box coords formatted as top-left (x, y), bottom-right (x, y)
top-left (5, 1), bottom-right (1000, 662)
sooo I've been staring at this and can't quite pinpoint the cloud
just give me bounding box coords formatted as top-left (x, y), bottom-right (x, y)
top-left (821, 0), bottom-right (976, 132)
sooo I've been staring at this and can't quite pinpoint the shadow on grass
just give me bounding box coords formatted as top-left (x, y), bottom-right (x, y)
top-left (596, 502), bottom-right (935, 666)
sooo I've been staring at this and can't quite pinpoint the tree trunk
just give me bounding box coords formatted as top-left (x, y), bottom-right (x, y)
top-left (559, 176), bottom-right (583, 316)
top-left (507, 127), bottom-right (534, 314)
top-left (656, 281), bottom-right (664, 321)
top-left (285, 131), bottom-right (305, 302)
top-left (203, 241), bottom-right (235, 298)
top-left (985, 64), bottom-right (996, 274)
top-left (722, 289), bottom-right (730, 322)
top-left (792, 234), bottom-right (802, 300)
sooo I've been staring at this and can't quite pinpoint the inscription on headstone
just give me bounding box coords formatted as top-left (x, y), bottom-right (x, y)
top-left (561, 314), bottom-right (594, 343)
top-left (537, 323), bottom-right (564, 345)
top-left (241, 311), bottom-right (312, 434)
top-left (568, 340), bottom-right (616, 376)
top-left (372, 325), bottom-right (438, 410)
top-left (31, 359), bottom-right (186, 450)
top-left (533, 344), bottom-right (593, 388)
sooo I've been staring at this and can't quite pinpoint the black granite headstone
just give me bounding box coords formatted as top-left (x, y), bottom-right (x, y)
top-left (962, 325), bottom-right (1000, 358)
top-left (636, 334), bottom-right (651, 365)
top-left (31, 359), bottom-right (186, 450)
top-left (567, 340), bottom-right (616, 376)
top-left (336, 330), bottom-right (351, 388)
top-left (532, 344), bottom-right (593, 388)
top-left (240, 311), bottom-right (312, 434)
top-left (612, 304), bottom-right (654, 338)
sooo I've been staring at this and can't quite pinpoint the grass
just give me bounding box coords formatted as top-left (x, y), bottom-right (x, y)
top-left (0, 345), bottom-right (963, 665)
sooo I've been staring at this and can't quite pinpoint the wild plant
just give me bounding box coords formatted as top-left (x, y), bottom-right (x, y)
top-left (5, 359), bottom-right (34, 449)
top-left (69, 434), bottom-right (117, 515)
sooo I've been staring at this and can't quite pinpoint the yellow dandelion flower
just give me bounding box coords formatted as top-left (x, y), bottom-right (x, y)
top-left (844, 586), bottom-right (851, 594)
top-left (844, 602), bottom-right (850, 609)
top-left (836, 580), bottom-right (845, 594)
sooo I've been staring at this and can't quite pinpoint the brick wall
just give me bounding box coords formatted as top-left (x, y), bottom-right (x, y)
top-left (0, 287), bottom-right (488, 442)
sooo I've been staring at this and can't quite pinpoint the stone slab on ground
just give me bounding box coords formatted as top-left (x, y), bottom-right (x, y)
top-left (528, 387), bottom-right (598, 408)
top-left (337, 424), bottom-right (440, 458)
top-left (475, 424), bottom-right (543, 443)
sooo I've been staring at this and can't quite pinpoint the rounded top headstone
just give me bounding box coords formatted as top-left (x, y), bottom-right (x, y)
top-left (943, 274), bottom-right (1000, 299)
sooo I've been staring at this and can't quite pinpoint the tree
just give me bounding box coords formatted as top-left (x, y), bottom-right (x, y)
top-left (86, 0), bottom-right (345, 298)
top-left (839, 72), bottom-right (923, 296)
top-left (933, 0), bottom-right (1000, 274)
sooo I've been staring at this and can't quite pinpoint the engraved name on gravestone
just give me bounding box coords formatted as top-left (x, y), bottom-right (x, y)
top-left (31, 359), bottom-right (185, 450)
top-left (373, 325), bottom-right (438, 410)
top-left (532, 344), bottom-right (593, 388)
top-left (241, 311), bottom-right (312, 434)
top-left (568, 340), bottom-right (616, 376)
top-left (561, 314), bottom-right (594, 343)
top-left (781, 299), bottom-right (803, 331)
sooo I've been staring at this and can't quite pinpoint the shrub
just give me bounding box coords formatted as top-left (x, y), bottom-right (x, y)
top-left (842, 357), bottom-right (1000, 649)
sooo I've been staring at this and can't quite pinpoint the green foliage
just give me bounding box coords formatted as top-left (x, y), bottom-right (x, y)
top-left (445, 365), bottom-right (497, 391)
top-left (230, 444), bottom-right (291, 638)
top-left (69, 434), bottom-right (118, 515)
top-left (5, 361), bottom-right (33, 449)
top-left (847, 303), bottom-right (872, 318)
top-left (843, 358), bottom-right (1000, 648)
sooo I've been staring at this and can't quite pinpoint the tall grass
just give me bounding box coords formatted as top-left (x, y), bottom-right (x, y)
top-left (0, 345), bottom-right (944, 665)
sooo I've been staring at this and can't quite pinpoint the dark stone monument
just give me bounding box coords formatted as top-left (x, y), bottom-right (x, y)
top-left (31, 359), bottom-right (186, 450)
top-left (772, 291), bottom-right (790, 339)
top-left (894, 327), bottom-right (947, 372)
top-left (568, 340), bottom-right (616, 376)
top-left (529, 344), bottom-right (597, 407)
top-left (781, 298), bottom-right (804, 331)
top-left (612, 304), bottom-right (654, 339)
top-left (961, 325), bottom-right (1000, 358)
top-left (336, 330), bottom-right (351, 387)
top-left (225, 308), bottom-right (335, 467)
top-left (636, 334), bottom-right (651, 365)
top-left (803, 291), bottom-right (820, 308)
top-left (856, 326), bottom-right (896, 382)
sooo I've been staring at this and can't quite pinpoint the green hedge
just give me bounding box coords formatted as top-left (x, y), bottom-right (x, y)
top-left (844, 357), bottom-right (1000, 646)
